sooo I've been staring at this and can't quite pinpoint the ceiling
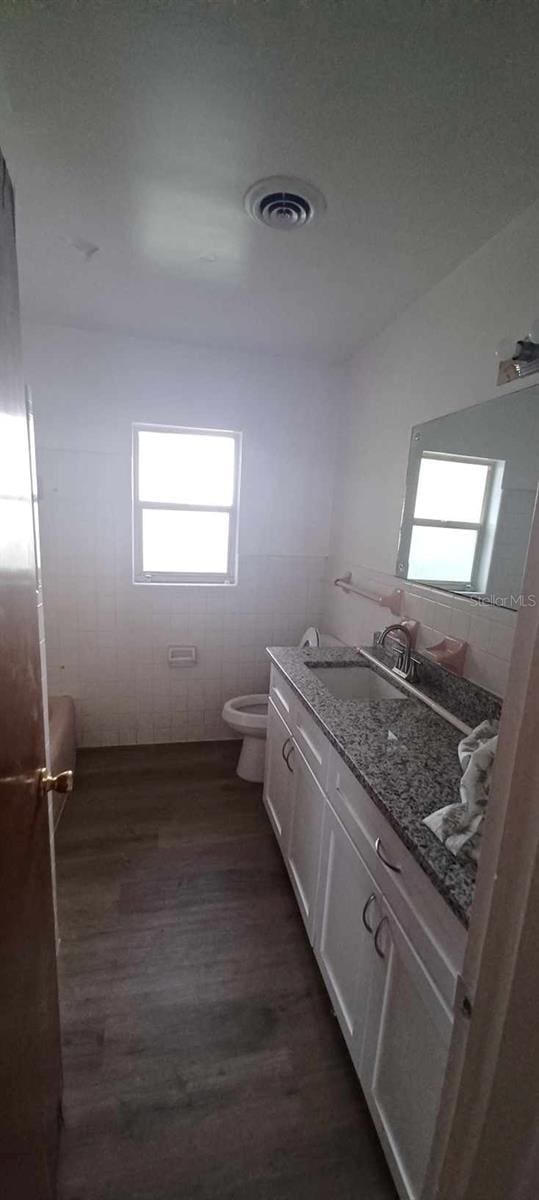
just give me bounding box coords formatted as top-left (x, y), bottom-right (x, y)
top-left (1, 1), bottom-right (539, 362)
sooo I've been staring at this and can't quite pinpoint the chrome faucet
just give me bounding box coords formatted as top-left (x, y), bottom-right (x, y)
top-left (378, 623), bottom-right (419, 683)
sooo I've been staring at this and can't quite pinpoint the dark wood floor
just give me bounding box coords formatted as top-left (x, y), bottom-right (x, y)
top-left (56, 741), bottom-right (396, 1200)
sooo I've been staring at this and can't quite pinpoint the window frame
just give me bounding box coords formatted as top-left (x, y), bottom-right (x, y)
top-left (132, 422), bottom-right (242, 586)
top-left (397, 451), bottom-right (496, 591)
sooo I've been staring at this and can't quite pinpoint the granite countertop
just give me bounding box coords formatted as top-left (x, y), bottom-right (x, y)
top-left (267, 644), bottom-right (480, 927)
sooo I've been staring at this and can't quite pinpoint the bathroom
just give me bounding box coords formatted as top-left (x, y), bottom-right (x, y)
top-left (2, 5), bottom-right (539, 1200)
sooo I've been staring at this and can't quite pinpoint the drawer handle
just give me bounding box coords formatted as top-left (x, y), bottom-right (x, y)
top-left (375, 837), bottom-right (401, 873)
top-left (374, 916), bottom-right (388, 959)
top-left (362, 893), bottom-right (376, 934)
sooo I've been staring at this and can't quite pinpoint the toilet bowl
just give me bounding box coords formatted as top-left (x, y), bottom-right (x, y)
top-left (222, 628), bottom-right (341, 783)
top-left (221, 694), bottom-right (269, 782)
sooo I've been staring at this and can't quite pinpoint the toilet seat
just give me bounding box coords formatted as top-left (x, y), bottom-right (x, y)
top-left (222, 694), bottom-right (268, 735)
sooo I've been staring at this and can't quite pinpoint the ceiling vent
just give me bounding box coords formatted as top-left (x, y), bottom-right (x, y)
top-left (244, 176), bottom-right (325, 230)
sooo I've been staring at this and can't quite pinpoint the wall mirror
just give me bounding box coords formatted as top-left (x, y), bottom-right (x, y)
top-left (396, 383), bottom-right (539, 611)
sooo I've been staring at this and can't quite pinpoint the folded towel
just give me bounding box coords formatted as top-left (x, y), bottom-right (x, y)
top-left (423, 719), bottom-right (499, 863)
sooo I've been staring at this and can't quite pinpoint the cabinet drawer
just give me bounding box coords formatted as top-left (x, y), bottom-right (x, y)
top-left (294, 702), bottom-right (330, 789)
top-left (328, 751), bottom-right (465, 1010)
top-left (269, 667), bottom-right (296, 728)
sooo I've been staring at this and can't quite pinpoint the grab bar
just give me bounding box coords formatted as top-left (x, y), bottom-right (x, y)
top-left (334, 572), bottom-right (402, 616)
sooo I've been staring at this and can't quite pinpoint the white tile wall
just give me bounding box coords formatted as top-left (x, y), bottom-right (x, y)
top-left (27, 324), bottom-right (337, 748)
top-left (322, 203), bottom-right (539, 698)
top-left (324, 559), bottom-right (517, 697)
top-left (44, 559), bottom-right (324, 748)
top-left (38, 448), bottom-right (326, 747)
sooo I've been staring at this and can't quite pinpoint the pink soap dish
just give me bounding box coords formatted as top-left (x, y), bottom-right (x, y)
top-left (425, 637), bottom-right (467, 676)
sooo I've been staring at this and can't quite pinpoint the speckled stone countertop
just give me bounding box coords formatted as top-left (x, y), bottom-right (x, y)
top-left (267, 644), bottom-right (483, 927)
top-left (366, 641), bottom-right (502, 729)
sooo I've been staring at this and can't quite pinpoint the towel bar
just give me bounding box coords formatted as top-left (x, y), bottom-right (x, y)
top-left (334, 572), bottom-right (403, 616)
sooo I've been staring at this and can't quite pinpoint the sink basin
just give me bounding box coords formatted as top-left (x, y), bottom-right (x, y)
top-left (309, 665), bottom-right (407, 702)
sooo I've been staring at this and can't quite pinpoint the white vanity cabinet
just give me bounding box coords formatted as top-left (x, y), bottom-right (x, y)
top-left (264, 698), bottom-right (294, 850)
top-left (361, 903), bottom-right (453, 1200)
top-left (286, 744), bottom-right (326, 939)
top-left (328, 751), bottom-right (465, 1013)
top-left (314, 800), bottom-right (383, 1069)
top-left (264, 696), bottom-right (327, 941)
top-left (264, 666), bottom-right (466, 1200)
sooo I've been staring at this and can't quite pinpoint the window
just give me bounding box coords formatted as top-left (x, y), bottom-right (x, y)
top-left (133, 424), bottom-right (241, 584)
top-left (401, 452), bottom-right (495, 590)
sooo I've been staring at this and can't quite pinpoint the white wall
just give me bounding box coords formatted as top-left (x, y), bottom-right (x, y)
top-left (26, 325), bottom-right (337, 746)
top-left (324, 199), bottom-right (539, 697)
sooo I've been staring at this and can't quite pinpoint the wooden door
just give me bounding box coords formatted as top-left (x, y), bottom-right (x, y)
top-left (263, 698), bottom-right (294, 850)
top-left (285, 743), bottom-right (325, 942)
top-left (314, 802), bottom-right (383, 1067)
top-left (0, 149), bottom-right (62, 1197)
top-left (361, 905), bottom-right (453, 1200)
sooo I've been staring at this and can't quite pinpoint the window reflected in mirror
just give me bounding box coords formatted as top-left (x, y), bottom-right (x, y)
top-left (407, 454), bottom-right (496, 589)
top-left (396, 384), bottom-right (539, 611)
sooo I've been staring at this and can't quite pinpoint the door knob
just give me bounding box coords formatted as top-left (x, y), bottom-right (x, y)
top-left (38, 768), bottom-right (74, 796)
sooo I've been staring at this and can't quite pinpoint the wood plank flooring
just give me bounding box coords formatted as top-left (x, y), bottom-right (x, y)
top-left (56, 741), bottom-right (396, 1200)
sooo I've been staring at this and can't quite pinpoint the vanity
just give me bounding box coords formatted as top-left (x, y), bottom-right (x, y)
top-left (260, 375), bottom-right (532, 1198)
top-left (262, 644), bottom-right (491, 1200)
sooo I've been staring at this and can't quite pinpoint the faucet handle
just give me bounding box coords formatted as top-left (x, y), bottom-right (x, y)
top-left (394, 643), bottom-right (406, 669)
top-left (408, 654), bottom-right (421, 683)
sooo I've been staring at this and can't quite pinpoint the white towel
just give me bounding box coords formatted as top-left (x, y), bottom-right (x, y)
top-left (423, 720), bottom-right (498, 863)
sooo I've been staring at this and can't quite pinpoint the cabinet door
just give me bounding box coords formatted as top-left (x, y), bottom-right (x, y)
top-left (361, 905), bottom-right (453, 1200)
top-left (314, 803), bottom-right (382, 1067)
top-left (263, 698), bottom-right (294, 850)
top-left (285, 745), bottom-right (326, 941)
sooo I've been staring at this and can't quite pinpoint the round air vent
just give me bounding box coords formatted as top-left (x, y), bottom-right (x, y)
top-left (258, 191), bottom-right (311, 228)
top-left (244, 176), bottom-right (326, 230)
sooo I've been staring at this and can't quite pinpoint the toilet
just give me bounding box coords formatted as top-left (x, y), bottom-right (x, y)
top-left (222, 628), bottom-right (340, 782)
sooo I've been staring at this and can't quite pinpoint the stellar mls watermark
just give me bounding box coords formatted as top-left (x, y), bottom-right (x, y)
top-left (472, 594), bottom-right (537, 609)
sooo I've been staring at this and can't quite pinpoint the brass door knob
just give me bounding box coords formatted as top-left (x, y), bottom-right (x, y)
top-left (38, 768), bottom-right (74, 796)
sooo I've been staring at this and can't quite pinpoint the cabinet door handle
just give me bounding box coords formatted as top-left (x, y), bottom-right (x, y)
top-left (281, 737), bottom-right (295, 773)
top-left (362, 893), bottom-right (376, 934)
top-left (375, 837), bottom-right (401, 873)
top-left (374, 916), bottom-right (388, 959)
